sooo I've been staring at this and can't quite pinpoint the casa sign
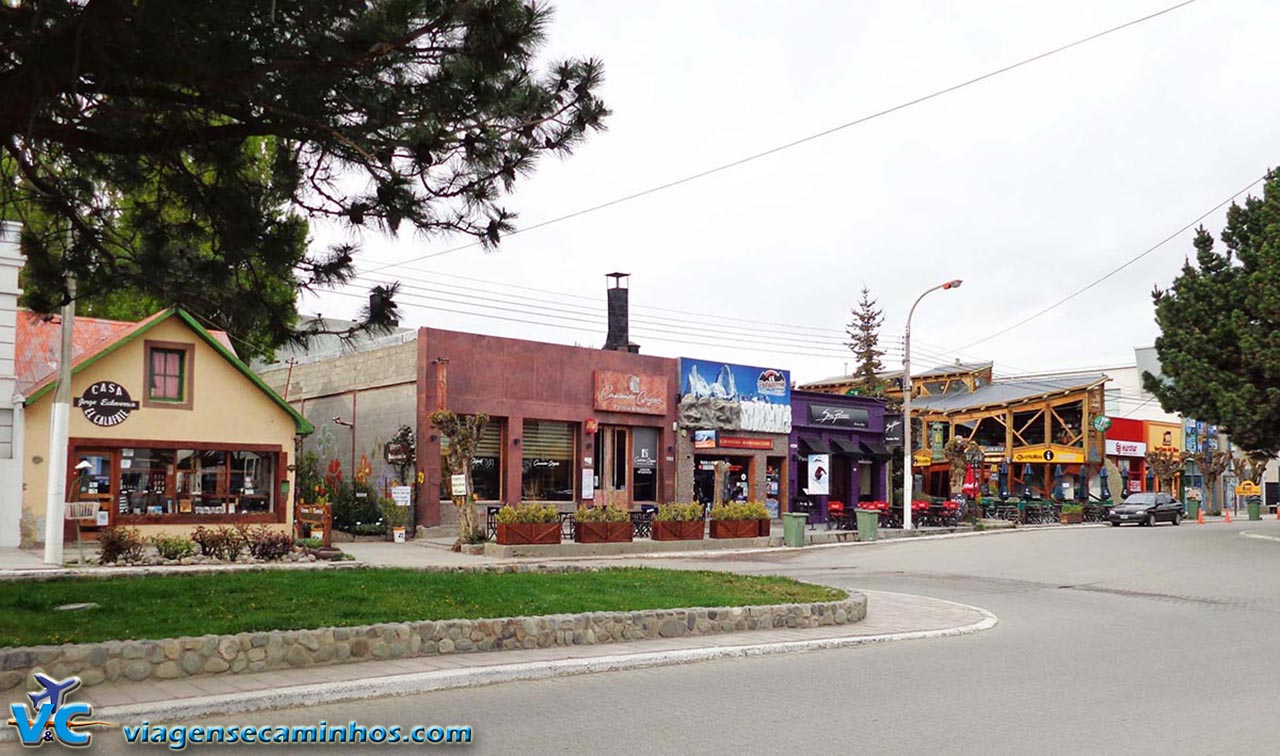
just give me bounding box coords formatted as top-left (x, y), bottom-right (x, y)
top-left (74, 381), bottom-right (139, 427)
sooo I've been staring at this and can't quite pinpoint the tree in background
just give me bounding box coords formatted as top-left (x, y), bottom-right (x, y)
top-left (430, 410), bottom-right (490, 550)
top-left (1145, 449), bottom-right (1187, 495)
top-left (2, 0), bottom-right (608, 351)
top-left (845, 286), bottom-right (886, 396)
top-left (1145, 169), bottom-right (1280, 465)
top-left (1188, 448), bottom-right (1231, 515)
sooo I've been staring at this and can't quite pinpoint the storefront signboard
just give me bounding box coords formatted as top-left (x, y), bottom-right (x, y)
top-left (679, 358), bottom-right (791, 433)
top-left (450, 474), bottom-right (468, 497)
top-left (1105, 439), bottom-right (1147, 457)
top-left (883, 414), bottom-right (903, 445)
top-left (594, 370), bottom-right (669, 415)
top-left (693, 429), bottom-right (718, 449)
top-left (391, 486), bottom-right (412, 507)
top-left (1012, 448), bottom-right (1086, 464)
top-left (1146, 422), bottom-right (1183, 455)
top-left (384, 441), bottom-right (411, 465)
top-left (1092, 415), bottom-right (1112, 432)
top-left (807, 453), bottom-right (830, 495)
top-left (74, 381), bottom-right (140, 427)
top-left (807, 404), bottom-right (869, 429)
top-left (718, 436), bottom-right (774, 450)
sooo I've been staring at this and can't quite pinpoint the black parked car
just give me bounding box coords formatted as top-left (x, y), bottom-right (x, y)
top-left (1108, 492), bottom-right (1183, 527)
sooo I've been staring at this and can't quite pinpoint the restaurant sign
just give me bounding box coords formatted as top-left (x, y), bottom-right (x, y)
top-left (807, 404), bottom-right (869, 429)
top-left (74, 381), bottom-right (139, 427)
top-left (594, 370), bottom-right (668, 415)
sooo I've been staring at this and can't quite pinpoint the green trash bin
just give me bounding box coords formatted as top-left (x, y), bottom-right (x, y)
top-left (855, 508), bottom-right (879, 542)
top-left (1248, 498), bottom-right (1262, 521)
top-left (782, 512), bottom-right (808, 547)
top-left (1186, 500), bottom-right (1200, 520)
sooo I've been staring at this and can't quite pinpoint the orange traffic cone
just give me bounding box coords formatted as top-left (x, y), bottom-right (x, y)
top-left (1225, 507), bottom-right (1232, 523)
top-left (1197, 506), bottom-right (1204, 524)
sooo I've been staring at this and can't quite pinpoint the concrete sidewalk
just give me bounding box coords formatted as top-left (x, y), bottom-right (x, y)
top-left (24, 589), bottom-right (992, 729)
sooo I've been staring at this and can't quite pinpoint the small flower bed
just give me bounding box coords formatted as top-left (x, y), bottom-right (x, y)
top-left (653, 502), bottom-right (704, 522)
top-left (496, 502), bottom-right (559, 523)
top-left (96, 525), bottom-right (321, 567)
top-left (710, 501), bottom-right (770, 521)
top-left (573, 505), bottom-right (629, 522)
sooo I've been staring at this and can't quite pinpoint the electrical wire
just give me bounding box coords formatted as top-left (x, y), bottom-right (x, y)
top-left (953, 172), bottom-right (1269, 351)
top-left (361, 0), bottom-right (1198, 274)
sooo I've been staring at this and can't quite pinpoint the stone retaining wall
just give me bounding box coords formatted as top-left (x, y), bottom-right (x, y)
top-left (0, 595), bottom-right (866, 692)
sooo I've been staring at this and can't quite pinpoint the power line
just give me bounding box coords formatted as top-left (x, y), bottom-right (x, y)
top-left (324, 288), bottom-right (861, 362)
top-left (354, 267), bottom-right (849, 336)
top-left (361, 0), bottom-right (1198, 274)
top-left (350, 273), bottom-right (859, 347)
top-left (953, 172), bottom-right (1269, 351)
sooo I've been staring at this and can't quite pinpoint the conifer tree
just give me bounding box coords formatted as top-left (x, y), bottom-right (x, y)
top-left (845, 285), bottom-right (886, 395)
top-left (1, 0), bottom-right (608, 348)
top-left (1145, 169), bottom-right (1280, 463)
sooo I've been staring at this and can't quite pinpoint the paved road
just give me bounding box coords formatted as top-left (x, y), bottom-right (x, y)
top-left (74, 521), bottom-right (1280, 755)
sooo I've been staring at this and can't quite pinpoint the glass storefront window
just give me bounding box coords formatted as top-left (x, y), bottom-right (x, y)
top-left (89, 446), bottom-right (280, 518)
top-left (439, 421), bottom-right (502, 500)
top-left (522, 420), bottom-right (574, 501)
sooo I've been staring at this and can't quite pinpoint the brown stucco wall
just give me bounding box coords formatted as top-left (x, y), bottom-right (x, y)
top-left (416, 328), bottom-right (680, 528)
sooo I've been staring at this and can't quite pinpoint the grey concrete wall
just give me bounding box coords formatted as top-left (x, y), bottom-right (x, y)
top-left (258, 340), bottom-right (417, 402)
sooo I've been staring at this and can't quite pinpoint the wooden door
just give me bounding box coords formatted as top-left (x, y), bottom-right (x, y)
top-left (601, 426), bottom-right (630, 510)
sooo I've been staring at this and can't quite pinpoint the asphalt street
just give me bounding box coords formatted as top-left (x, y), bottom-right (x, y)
top-left (64, 520), bottom-right (1280, 755)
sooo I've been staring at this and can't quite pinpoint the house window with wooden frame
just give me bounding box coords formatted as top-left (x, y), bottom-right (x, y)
top-left (1050, 401), bottom-right (1084, 448)
top-left (144, 341), bottom-right (194, 409)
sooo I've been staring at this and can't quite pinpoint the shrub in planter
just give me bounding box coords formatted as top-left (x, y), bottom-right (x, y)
top-left (573, 506), bottom-right (633, 543)
top-left (151, 535), bottom-right (197, 561)
top-left (331, 480), bottom-right (384, 532)
top-left (98, 526), bottom-right (146, 564)
top-left (244, 526), bottom-right (295, 561)
top-left (191, 525), bottom-right (247, 561)
top-left (652, 502), bottom-right (705, 541)
top-left (496, 503), bottom-right (561, 545)
top-left (710, 501), bottom-right (770, 538)
top-left (1060, 503), bottom-right (1084, 524)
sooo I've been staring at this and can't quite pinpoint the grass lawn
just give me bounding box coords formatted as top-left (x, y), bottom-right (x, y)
top-left (0, 568), bottom-right (845, 648)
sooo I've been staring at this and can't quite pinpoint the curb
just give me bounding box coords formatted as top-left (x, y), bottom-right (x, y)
top-left (511, 523), bottom-right (1109, 563)
top-left (72, 598), bottom-right (997, 727)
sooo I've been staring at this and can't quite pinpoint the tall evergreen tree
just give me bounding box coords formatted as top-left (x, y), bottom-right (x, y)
top-left (845, 285), bottom-right (886, 395)
top-left (1, 0), bottom-right (608, 348)
top-left (1144, 168), bottom-right (1280, 460)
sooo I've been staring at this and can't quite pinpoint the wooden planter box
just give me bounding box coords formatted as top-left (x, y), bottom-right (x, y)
top-left (496, 522), bottom-right (561, 545)
top-left (1060, 511), bottom-right (1084, 524)
top-left (710, 519), bottom-right (765, 539)
top-left (574, 520), bottom-right (634, 543)
top-left (651, 520), bottom-right (704, 541)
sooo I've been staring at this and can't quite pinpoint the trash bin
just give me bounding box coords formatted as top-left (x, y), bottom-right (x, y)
top-left (1248, 498), bottom-right (1262, 521)
top-left (783, 512), bottom-right (808, 547)
top-left (1186, 500), bottom-right (1200, 520)
top-left (855, 508), bottom-right (879, 542)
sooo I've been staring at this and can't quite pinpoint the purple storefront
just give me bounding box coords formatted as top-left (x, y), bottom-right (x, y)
top-left (789, 391), bottom-right (890, 523)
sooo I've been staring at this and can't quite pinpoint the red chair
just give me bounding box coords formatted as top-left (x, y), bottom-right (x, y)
top-left (826, 501), bottom-right (848, 530)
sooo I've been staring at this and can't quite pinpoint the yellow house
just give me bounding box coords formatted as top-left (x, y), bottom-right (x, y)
top-left (16, 307), bottom-right (312, 544)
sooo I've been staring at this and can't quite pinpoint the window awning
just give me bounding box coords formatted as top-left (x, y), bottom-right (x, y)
top-left (830, 438), bottom-right (862, 456)
top-left (798, 436), bottom-right (831, 454)
top-left (859, 440), bottom-right (892, 460)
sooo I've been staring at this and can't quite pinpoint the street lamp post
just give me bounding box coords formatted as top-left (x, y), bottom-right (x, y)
top-left (902, 279), bottom-right (963, 531)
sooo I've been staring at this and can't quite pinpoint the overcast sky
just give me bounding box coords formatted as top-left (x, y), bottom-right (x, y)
top-left (303, 0), bottom-right (1280, 385)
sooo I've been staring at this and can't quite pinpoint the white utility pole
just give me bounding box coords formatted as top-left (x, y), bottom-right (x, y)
top-left (43, 278), bottom-right (76, 565)
top-left (901, 279), bottom-right (962, 531)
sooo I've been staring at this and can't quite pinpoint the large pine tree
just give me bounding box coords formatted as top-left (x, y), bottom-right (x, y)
top-left (1, 0), bottom-right (608, 349)
top-left (1145, 168), bottom-right (1280, 460)
top-left (845, 285), bottom-right (886, 395)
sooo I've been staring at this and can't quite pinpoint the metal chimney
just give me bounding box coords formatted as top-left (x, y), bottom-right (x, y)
top-left (603, 272), bottom-right (639, 353)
